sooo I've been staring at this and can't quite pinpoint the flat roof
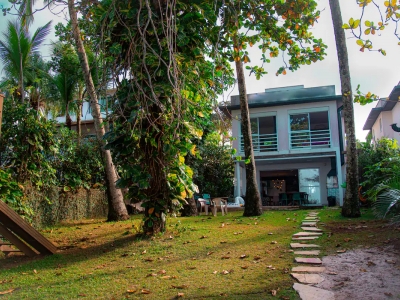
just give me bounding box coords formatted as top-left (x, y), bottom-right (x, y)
top-left (221, 85), bottom-right (341, 112)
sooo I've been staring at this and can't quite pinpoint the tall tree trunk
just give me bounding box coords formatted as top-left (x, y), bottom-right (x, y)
top-left (68, 0), bottom-right (129, 221)
top-left (234, 38), bottom-right (263, 217)
top-left (329, 0), bottom-right (360, 218)
top-left (77, 86), bottom-right (84, 139)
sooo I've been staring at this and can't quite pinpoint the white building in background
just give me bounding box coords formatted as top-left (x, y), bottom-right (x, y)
top-left (222, 85), bottom-right (346, 206)
top-left (363, 85), bottom-right (400, 144)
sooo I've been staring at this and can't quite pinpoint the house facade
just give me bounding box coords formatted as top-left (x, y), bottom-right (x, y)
top-left (363, 85), bottom-right (400, 144)
top-left (224, 85), bottom-right (346, 206)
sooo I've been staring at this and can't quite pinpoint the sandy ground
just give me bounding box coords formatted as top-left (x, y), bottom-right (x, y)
top-left (315, 246), bottom-right (400, 300)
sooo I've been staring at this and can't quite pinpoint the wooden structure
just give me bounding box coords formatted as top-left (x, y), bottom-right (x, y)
top-left (0, 201), bottom-right (57, 257)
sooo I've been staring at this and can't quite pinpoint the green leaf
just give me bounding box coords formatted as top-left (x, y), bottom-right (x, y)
top-left (365, 28), bottom-right (371, 35)
top-left (356, 39), bottom-right (364, 46)
top-left (342, 24), bottom-right (350, 29)
top-left (365, 20), bottom-right (371, 27)
top-left (353, 19), bottom-right (360, 28)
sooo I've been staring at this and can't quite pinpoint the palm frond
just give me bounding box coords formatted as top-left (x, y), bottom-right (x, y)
top-left (373, 187), bottom-right (400, 224)
top-left (31, 21), bottom-right (52, 52)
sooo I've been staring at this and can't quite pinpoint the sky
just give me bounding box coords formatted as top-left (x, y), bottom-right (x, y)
top-left (0, 0), bottom-right (399, 141)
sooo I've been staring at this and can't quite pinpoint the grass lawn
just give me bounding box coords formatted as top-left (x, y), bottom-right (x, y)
top-left (0, 208), bottom-right (399, 299)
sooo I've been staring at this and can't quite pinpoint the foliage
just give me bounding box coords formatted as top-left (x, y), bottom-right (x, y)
top-left (372, 178), bottom-right (400, 224)
top-left (0, 19), bottom-right (52, 103)
top-left (54, 128), bottom-right (105, 191)
top-left (188, 133), bottom-right (235, 198)
top-left (342, 0), bottom-right (399, 55)
top-left (0, 168), bottom-right (32, 218)
top-left (358, 137), bottom-right (400, 202)
top-left (90, 0), bottom-right (234, 234)
top-left (0, 100), bottom-right (59, 188)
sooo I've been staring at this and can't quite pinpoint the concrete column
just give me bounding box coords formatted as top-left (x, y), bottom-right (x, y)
top-left (336, 149), bottom-right (344, 206)
top-left (234, 161), bottom-right (241, 197)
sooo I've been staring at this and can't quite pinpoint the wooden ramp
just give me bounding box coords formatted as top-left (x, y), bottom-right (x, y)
top-left (0, 201), bottom-right (57, 257)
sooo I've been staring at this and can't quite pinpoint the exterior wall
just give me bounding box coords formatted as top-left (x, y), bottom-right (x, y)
top-left (231, 100), bottom-right (340, 155)
top-left (388, 103), bottom-right (400, 143)
top-left (370, 105), bottom-right (400, 145)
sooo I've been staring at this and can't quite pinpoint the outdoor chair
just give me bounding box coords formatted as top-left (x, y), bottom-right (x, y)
top-left (211, 198), bottom-right (228, 216)
top-left (300, 193), bottom-right (309, 205)
top-left (278, 193), bottom-right (288, 206)
top-left (197, 198), bottom-right (210, 215)
top-left (292, 193), bottom-right (301, 206)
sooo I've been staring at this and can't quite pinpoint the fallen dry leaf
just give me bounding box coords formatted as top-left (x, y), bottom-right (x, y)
top-left (141, 250), bottom-right (147, 255)
top-left (141, 289), bottom-right (151, 294)
top-left (161, 276), bottom-right (171, 279)
top-left (171, 285), bottom-right (188, 289)
top-left (126, 289), bottom-right (137, 294)
top-left (187, 267), bottom-right (196, 270)
top-left (221, 256), bottom-right (230, 259)
top-left (384, 292), bottom-right (393, 297)
top-left (158, 270), bottom-right (167, 274)
top-left (177, 292), bottom-right (184, 297)
top-left (221, 270), bottom-right (230, 275)
top-left (367, 261), bottom-right (376, 267)
top-left (33, 270), bottom-right (37, 274)
top-left (200, 235), bottom-right (207, 239)
top-left (207, 251), bottom-right (214, 256)
top-left (0, 289), bottom-right (15, 295)
top-left (337, 250), bottom-right (346, 253)
top-left (344, 238), bottom-right (352, 242)
top-left (212, 271), bottom-right (218, 274)
top-left (220, 241), bottom-right (227, 244)
top-left (271, 241), bottom-right (277, 244)
top-left (146, 273), bottom-right (157, 277)
top-left (253, 256), bottom-right (261, 261)
top-left (125, 266), bottom-right (135, 269)
top-left (271, 289), bottom-right (277, 296)
top-left (241, 266), bottom-right (248, 269)
top-left (144, 258), bottom-right (154, 262)
top-left (240, 254), bottom-right (247, 259)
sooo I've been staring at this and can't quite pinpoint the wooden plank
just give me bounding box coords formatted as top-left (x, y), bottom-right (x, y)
top-left (0, 224), bottom-right (37, 257)
top-left (0, 201), bottom-right (57, 254)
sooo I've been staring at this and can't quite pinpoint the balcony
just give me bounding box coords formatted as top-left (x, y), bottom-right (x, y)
top-left (240, 133), bottom-right (278, 153)
top-left (290, 129), bottom-right (331, 149)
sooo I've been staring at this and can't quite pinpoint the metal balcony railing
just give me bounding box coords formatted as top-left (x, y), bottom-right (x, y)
top-left (240, 133), bottom-right (278, 153)
top-left (290, 129), bottom-right (331, 149)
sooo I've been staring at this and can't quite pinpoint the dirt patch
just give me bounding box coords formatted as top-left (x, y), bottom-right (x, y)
top-left (316, 246), bottom-right (400, 300)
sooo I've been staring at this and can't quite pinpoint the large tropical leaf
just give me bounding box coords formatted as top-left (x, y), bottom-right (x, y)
top-left (373, 185), bottom-right (400, 224)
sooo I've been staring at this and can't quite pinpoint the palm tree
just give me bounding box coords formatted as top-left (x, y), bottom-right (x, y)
top-left (329, 0), bottom-right (361, 217)
top-left (0, 19), bottom-right (52, 103)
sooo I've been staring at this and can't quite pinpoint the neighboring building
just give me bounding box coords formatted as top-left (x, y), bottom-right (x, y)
top-left (223, 85), bottom-right (346, 206)
top-left (48, 90), bottom-right (115, 136)
top-left (363, 85), bottom-right (400, 144)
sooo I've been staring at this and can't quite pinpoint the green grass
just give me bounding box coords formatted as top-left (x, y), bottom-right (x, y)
top-left (0, 208), bottom-right (398, 299)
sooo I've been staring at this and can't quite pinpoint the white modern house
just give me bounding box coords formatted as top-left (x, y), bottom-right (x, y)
top-left (363, 84), bottom-right (400, 144)
top-left (223, 85), bottom-right (346, 206)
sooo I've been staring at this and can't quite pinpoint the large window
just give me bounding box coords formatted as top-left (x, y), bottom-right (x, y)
top-left (240, 116), bottom-right (277, 152)
top-left (289, 111), bottom-right (330, 149)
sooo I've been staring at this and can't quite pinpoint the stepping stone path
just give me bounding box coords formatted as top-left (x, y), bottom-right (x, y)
top-left (293, 232), bottom-right (322, 237)
top-left (289, 211), bottom-right (335, 299)
top-left (301, 227), bottom-right (322, 232)
top-left (293, 250), bottom-right (320, 256)
top-left (302, 222), bottom-right (317, 227)
top-left (292, 236), bottom-right (320, 241)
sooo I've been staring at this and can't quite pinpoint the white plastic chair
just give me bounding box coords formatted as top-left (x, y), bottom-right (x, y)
top-left (197, 198), bottom-right (210, 215)
top-left (211, 198), bottom-right (228, 216)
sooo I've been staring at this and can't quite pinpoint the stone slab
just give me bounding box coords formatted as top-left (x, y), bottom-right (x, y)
top-left (292, 266), bottom-right (326, 273)
top-left (292, 236), bottom-right (320, 240)
top-left (293, 232), bottom-right (322, 237)
top-left (304, 217), bottom-right (319, 220)
top-left (301, 227), bottom-right (322, 232)
top-left (302, 222), bottom-right (317, 227)
top-left (293, 283), bottom-right (334, 300)
top-left (295, 257), bottom-right (322, 264)
top-left (291, 273), bottom-right (325, 284)
top-left (291, 243), bottom-right (320, 249)
top-left (293, 250), bottom-right (320, 256)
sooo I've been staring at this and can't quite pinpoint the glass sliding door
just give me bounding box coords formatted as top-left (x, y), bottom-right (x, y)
top-left (298, 168), bottom-right (321, 204)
